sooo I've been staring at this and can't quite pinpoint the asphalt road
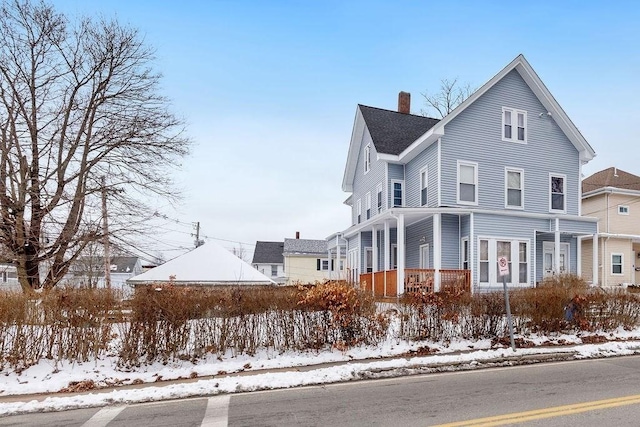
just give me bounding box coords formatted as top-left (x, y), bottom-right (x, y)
top-left (2, 355), bottom-right (640, 426)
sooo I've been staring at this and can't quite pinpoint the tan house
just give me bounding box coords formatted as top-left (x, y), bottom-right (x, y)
top-left (283, 237), bottom-right (345, 284)
top-left (581, 167), bottom-right (640, 286)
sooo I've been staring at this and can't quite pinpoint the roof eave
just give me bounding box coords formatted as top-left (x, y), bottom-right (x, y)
top-left (342, 107), bottom-right (365, 192)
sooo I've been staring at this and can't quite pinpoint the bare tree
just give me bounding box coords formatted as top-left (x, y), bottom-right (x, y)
top-left (231, 244), bottom-right (249, 263)
top-left (421, 78), bottom-right (474, 118)
top-left (0, 1), bottom-right (190, 291)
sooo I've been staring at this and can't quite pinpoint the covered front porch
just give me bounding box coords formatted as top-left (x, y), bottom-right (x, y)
top-left (360, 268), bottom-right (471, 297)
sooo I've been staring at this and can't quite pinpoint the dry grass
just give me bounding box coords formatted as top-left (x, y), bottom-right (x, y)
top-left (2, 275), bottom-right (640, 370)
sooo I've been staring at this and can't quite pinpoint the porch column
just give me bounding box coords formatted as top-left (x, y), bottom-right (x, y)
top-left (397, 214), bottom-right (405, 295)
top-left (384, 220), bottom-right (390, 270)
top-left (372, 225), bottom-right (378, 272)
top-left (576, 236), bottom-right (582, 277)
top-left (327, 248), bottom-right (332, 281)
top-left (593, 234), bottom-right (599, 286)
top-left (554, 218), bottom-right (561, 275)
top-left (335, 235), bottom-right (341, 280)
top-left (372, 225), bottom-right (378, 293)
top-left (433, 213), bottom-right (442, 291)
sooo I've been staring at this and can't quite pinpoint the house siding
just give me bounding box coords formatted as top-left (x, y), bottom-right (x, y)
top-left (440, 69), bottom-right (580, 215)
top-left (406, 218), bottom-right (433, 268)
top-left (352, 127), bottom-right (386, 224)
top-left (442, 214), bottom-right (460, 269)
top-left (405, 142), bottom-right (439, 207)
top-left (387, 163), bottom-right (405, 207)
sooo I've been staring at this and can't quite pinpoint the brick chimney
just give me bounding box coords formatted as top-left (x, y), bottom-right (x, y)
top-left (295, 231), bottom-right (300, 239)
top-left (398, 91), bottom-right (411, 114)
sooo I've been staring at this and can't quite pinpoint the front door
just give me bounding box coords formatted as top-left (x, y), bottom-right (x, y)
top-left (543, 242), bottom-right (569, 278)
top-left (420, 244), bottom-right (430, 269)
top-left (348, 249), bottom-right (358, 283)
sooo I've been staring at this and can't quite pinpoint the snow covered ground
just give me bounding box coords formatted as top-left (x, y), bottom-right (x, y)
top-left (2, 327), bottom-right (640, 416)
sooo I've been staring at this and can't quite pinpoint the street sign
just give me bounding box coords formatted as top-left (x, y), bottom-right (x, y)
top-left (498, 256), bottom-right (509, 276)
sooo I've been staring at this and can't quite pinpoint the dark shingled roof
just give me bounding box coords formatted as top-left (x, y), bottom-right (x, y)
top-left (110, 256), bottom-right (139, 273)
top-left (252, 241), bottom-right (284, 264)
top-left (359, 105), bottom-right (440, 155)
top-left (283, 238), bottom-right (327, 255)
top-left (582, 167), bottom-right (640, 194)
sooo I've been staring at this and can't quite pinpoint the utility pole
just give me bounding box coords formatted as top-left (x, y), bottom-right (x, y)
top-left (101, 176), bottom-right (111, 289)
top-left (194, 222), bottom-right (204, 248)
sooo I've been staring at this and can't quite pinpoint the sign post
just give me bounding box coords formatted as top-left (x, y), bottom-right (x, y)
top-left (498, 256), bottom-right (516, 351)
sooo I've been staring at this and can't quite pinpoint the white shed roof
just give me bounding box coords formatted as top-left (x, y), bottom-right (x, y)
top-left (128, 242), bottom-right (275, 285)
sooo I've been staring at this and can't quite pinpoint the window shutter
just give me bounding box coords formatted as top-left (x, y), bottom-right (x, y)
top-left (317, 259), bottom-right (321, 270)
top-left (331, 259), bottom-right (335, 270)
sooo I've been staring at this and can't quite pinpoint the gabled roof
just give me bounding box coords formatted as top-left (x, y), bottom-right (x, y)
top-left (128, 241), bottom-right (275, 285)
top-left (358, 105), bottom-right (440, 155)
top-left (252, 241), bottom-right (284, 264)
top-left (342, 54), bottom-right (596, 192)
top-left (110, 256), bottom-right (140, 274)
top-left (283, 238), bottom-right (327, 256)
top-left (582, 167), bottom-right (640, 195)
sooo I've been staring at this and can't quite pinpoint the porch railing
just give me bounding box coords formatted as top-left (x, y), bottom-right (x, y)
top-left (360, 268), bottom-right (470, 297)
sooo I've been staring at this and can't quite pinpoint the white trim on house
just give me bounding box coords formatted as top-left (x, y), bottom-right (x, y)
top-left (502, 107), bottom-right (527, 144)
top-left (505, 167), bottom-right (524, 210)
top-left (364, 143), bottom-right (371, 174)
top-left (457, 160), bottom-right (478, 206)
top-left (477, 236), bottom-right (531, 287)
top-left (376, 182), bottom-right (383, 214)
top-left (391, 179), bottom-right (405, 207)
top-left (611, 253), bottom-right (624, 276)
top-left (420, 165), bottom-right (428, 206)
top-left (437, 138), bottom-right (442, 207)
top-left (365, 192), bottom-right (372, 220)
top-left (549, 172), bottom-right (567, 214)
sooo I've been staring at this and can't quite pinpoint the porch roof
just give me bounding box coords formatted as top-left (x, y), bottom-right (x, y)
top-left (340, 207), bottom-right (598, 238)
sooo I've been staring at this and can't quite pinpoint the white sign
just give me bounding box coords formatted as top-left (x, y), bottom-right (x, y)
top-left (498, 256), bottom-right (509, 276)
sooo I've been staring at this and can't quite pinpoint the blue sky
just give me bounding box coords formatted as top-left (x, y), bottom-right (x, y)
top-left (53, 0), bottom-right (640, 259)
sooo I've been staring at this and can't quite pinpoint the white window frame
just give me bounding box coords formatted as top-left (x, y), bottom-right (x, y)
top-left (457, 160), bottom-right (478, 206)
top-left (376, 183), bottom-right (383, 214)
top-left (391, 179), bottom-right (404, 207)
top-left (364, 144), bottom-right (371, 174)
top-left (364, 247), bottom-right (373, 273)
top-left (502, 107), bottom-right (527, 143)
top-left (618, 205), bottom-right (630, 215)
top-left (504, 167), bottom-right (524, 209)
top-left (611, 253), bottom-right (623, 275)
top-left (365, 192), bottom-right (371, 220)
top-left (549, 173), bottom-right (567, 213)
top-left (419, 244), bottom-right (430, 269)
top-left (271, 265), bottom-right (278, 276)
top-left (461, 237), bottom-right (469, 270)
top-left (477, 237), bottom-right (530, 286)
top-left (420, 166), bottom-right (428, 206)
top-left (356, 199), bottom-right (362, 224)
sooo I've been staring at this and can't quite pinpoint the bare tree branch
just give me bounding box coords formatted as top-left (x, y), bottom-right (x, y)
top-left (421, 78), bottom-right (474, 119)
top-left (0, 1), bottom-right (190, 291)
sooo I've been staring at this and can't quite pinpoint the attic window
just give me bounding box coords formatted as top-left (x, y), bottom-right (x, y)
top-left (502, 107), bottom-right (526, 143)
top-left (364, 144), bottom-right (371, 173)
top-left (618, 205), bottom-right (629, 215)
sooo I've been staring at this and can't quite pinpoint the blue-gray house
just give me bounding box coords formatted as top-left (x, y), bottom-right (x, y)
top-left (327, 55), bottom-right (599, 296)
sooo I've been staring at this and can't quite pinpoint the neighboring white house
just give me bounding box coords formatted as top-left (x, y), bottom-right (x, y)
top-left (0, 262), bottom-right (19, 292)
top-left (127, 241), bottom-right (275, 286)
top-left (63, 256), bottom-right (143, 298)
top-left (252, 241), bottom-right (285, 284)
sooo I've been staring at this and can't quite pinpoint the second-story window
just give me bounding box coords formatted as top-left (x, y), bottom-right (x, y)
top-left (376, 183), bottom-right (383, 214)
top-left (505, 168), bottom-right (523, 209)
top-left (420, 167), bottom-right (428, 206)
top-left (550, 173), bottom-right (566, 212)
top-left (271, 265), bottom-right (278, 276)
top-left (618, 205), bottom-right (630, 215)
top-left (356, 199), bottom-right (362, 223)
top-left (365, 192), bottom-right (371, 219)
top-left (458, 161), bottom-right (477, 205)
top-left (364, 144), bottom-right (371, 173)
top-left (503, 107), bottom-right (526, 143)
top-left (392, 180), bottom-right (404, 207)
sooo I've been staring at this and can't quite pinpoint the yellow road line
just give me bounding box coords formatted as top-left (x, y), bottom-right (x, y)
top-left (433, 393), bottom-right (640, 426)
